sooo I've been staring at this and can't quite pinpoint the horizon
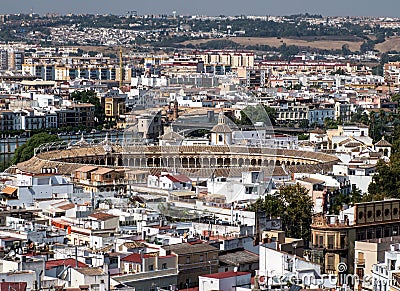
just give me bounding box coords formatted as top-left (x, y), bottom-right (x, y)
top-left (3, 0), bottom-right (400, 18)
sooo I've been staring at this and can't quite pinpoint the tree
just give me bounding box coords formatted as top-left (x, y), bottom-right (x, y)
top-left (324, 117), bottom-right (339, 129)
top-left (368, 157), bottom-right (400, 199)
top-left (11, 132), bottom-right (60, 164)
top-left (248, 184), bottom-right (313, 242)
top-left (236, 104), bottom-right (276, 126)
top-left (279, 184), bottom-right (313, 242)
top-left (349, 187), bottom-right (363, 205)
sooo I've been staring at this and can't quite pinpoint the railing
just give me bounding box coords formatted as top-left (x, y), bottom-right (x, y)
top-left (73, 178), bottom-right (127, 186)
top-left (356, 258), bottom-right (366, 266)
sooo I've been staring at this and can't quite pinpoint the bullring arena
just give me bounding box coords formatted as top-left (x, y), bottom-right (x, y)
top-left (13, 141), bottom-right (340, 179)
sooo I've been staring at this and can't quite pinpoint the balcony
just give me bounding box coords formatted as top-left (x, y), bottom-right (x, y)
top-left (311, 244), bottom-right (348, 251)
top-left (356, 258), bottom-right (365, 267)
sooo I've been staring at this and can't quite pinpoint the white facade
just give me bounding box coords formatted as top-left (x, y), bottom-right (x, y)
top-left (199, 271), bottom-right (252, 291)
top-left (207, 172), bottom-right (271, 203)
top-left (4, 174), bottom-right (74, 208)
top-left (259, 245), bottom-right (321, 288)
top-left (70, 268), bottom-right (108, 291)
top-left (372, 244), bottom-right (400, 291)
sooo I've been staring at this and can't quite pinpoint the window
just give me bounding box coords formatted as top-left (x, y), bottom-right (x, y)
top-left (199, 255), bottom-right (204, 262)
top-left (162, 263), bottom-right (167, 269)
top-left (149, 264), bottom-right (154, 271)
top-left (186, 256), bottom-right (191, 263)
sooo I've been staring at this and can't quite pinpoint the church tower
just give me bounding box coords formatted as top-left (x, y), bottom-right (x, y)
top-left (211, 111), bottom-right (232, 146)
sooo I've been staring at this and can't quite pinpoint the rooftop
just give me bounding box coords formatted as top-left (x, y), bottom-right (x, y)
top-left (46, 259), bottom-right (88, 270)
top-left (201, 270), bottom-right (250, 279)
top-left (88, 212), bottom-right (117, 221)
top-left (163, 243), bottom-right (218, 255)
top-left (75, 267), bottom-right (105, 276)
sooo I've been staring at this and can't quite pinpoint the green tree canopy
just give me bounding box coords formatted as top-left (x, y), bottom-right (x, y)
top-left (248, 183), bottom-right (313, 242)
top-left (11, 132), bottom-right (60, 165)
top-left (237, 104), bottom-right (277, 126)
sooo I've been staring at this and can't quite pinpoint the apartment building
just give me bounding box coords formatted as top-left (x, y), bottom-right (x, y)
top-left (310, 199), bottom-right (400, 275)
top-left (197, 50), bottom-right (254, 68)
top-left (161, 243), bottom-right (219, 289)
top-left (57, 103), bottom-right (95, 128)
top-left (105, 96), bottom-right (126, 122)
top-left (384, 62), bottom-right (400, 87)
top-left (0, 110), bottom-right (21, 131)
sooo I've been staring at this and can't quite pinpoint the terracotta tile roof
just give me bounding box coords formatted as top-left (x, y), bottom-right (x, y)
top-left (88, 212), bottom-right (117, 221)
top-left (92, 168), bottom-right (114, 175)
top-left (46, 259), bottom-right (87, 270)
top-left (201, 271), bottom-right (250, 279)
top-left (74, 165), bottom-right (98, 173)
top-left (165, 174), bottom-right (191, 183)
top-left (121, 253), bottom-right (142, 263)
top-left (75, 267), bottom-right (105, 276)
top-left (57, 203), bottom-right (75, 210)
top-left (0, 282), bottom-right (27, 291)
top-left (375, 138), bottom-right (392, 147)
top-left (1, 186), bottom-right (17, 195)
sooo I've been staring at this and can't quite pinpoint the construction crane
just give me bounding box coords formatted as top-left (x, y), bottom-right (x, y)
top-left (119, 48), bottom-right (123, 88)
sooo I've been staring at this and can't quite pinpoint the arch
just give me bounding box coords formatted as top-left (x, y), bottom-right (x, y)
top-left (189, 157), bottom-right (196, 166)
top-left (99, 159), bottom-right (105, 165)
top-left (117, 158), bottom-right (123, 166)
top-left (217, 158), bottom-right (224, 166)
top-left (106, 157), bottom-right (113, 165)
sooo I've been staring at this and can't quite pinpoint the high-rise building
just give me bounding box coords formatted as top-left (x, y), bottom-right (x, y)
top-left (8, 50), bottom-right (24, 71)
top-left (0, 50), bottom-right (8, 70)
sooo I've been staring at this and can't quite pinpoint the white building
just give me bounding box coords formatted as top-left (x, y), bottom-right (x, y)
top-left (207, 171), bottom-right (271, 203)
top-left (1, 173), bottom-right (73, 208)
top-left (147, 173), bottom-right (192, 191)
top-left (259, 245), bottom-right (322, 289)
top-left (199, 271), bottom-right (251, 291)
top-left (372, 244), bottom-right (400, 291)
top-left (70, 267), bottom-right (108, 291)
